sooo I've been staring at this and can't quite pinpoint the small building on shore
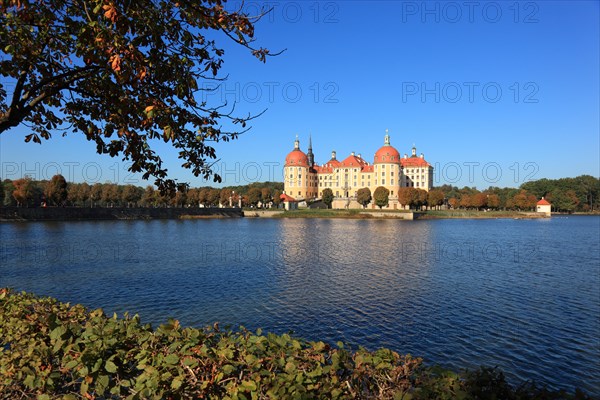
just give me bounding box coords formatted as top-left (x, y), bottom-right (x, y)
top-left (280, 193), bottom-right (298, 210)
top-left (536, 197), bottom-right (552, 215)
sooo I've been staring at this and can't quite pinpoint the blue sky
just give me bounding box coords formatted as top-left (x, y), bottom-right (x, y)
top-left (1, 0), bottom-right (598, 189)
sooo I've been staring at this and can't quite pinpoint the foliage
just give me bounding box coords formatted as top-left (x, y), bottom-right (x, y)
top-left (246, 187), bottom-right (262, 207)
top-left (0, 290), bottom-right (590, 399)
top-left (0, 178), bottom-right (284, 208)
top-left (261, 188), bottom-right (272, 204)
top-left (322, 188), bottom-right (334, 209)
top-left (521, 175), bottom-right (600, 211)
top-left (272, 190), bottom-right (282, 207)
top-left (0, 180), bottom-right (3, 206)
top-left (448, 197), bottom-right (460, 210)
top-left (121, 184), bottom-right (143, 208)
top-left (434, 176), bottom-right (600, 212)
top-left (427, 190), bottom-right (444, 210)
top-left (1, 0), bottom-right (276, 194)
top-left (11, 176), bottom-right (42, 207)
top-left (398, 188), bottom-right (427, 210)
top-left (357, 187), bottom-right (372, 208)
top-left (220, 188), bottom-right (233, 207)
top-left (44, 174), bottom-right (68, 206)
top-left (373, 186), bottom-right (389, 209)
top-left (2, 179), bottom-right (16, 206)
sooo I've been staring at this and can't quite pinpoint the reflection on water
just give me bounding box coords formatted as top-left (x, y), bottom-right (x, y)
top-left (1, 217), bottom-right (599, 395)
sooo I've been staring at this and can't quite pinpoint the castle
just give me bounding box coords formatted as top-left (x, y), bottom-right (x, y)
top-left (283, 132), bottom-right (434, 209)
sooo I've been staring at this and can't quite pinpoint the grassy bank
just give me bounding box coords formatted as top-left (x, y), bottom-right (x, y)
top-left (421, 210), bottom-right (546, 219)
top-left (271, 209), bottom-right (371, 218)
top-left (265, 208), bottom-right (546, 220)
top-left (0, 289), bottom-right (590, 399)
top-left (270, 209), bottom-right (417, 219)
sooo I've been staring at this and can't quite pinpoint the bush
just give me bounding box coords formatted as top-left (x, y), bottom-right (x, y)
top-left (0, 289), bottom-right (591, 399)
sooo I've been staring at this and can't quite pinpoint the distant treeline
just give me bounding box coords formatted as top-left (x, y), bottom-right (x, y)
top-left (430, 175), bottom-right (599, 212)
top-left (1, 175), bottom-right (598, 212)
top-left (0, 176), bottom-right (284, 208)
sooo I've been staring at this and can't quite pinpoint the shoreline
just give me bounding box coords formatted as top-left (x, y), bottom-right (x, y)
top-left (0, 206), bottom-right (242, 221)
top-left (2, 206), bottom-right (596, 222)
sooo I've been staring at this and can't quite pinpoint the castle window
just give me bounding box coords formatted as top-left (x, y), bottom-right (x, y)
top-left (391, 191), bottom-right (394, 195)
top-left (382, 179), bottom-right (385, 185)
top-left (382, 172), bottom-right (385, 176)
top-left (391, 171), bottom-right (394, 176)
top-left (391, 179), bottom-right (394, 185)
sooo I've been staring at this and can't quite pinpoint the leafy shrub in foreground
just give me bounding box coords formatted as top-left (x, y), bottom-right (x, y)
top-left (0, 289), bottom-right (591, 399)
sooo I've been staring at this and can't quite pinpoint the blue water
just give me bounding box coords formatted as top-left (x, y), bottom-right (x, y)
top-left (1, 217), bottom-right (599, 395)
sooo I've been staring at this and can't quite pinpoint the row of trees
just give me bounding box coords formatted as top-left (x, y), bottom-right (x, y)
top-left (436, 175), bottom-right (599, 212)
top-left (315, 175), bottom-right (599, 212)
top-left (2, 175), bottom-right (598, 212)
top-left (1, 176), bottom-right (284, 209)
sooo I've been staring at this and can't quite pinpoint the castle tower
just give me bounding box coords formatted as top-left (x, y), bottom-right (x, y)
top-left (284, 136), bottom-right (311, 200)
top-left (373, 130), bottom-right (401, 207)
top-left (307, 134), bottom-right (315, 167)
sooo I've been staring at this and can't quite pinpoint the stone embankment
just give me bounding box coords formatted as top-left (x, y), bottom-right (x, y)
top-left (0, 207), bottom-right (242, 221)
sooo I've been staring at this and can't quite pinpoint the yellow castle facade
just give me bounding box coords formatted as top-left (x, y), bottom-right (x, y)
top-left (283, 132), bottom-right (434, 209)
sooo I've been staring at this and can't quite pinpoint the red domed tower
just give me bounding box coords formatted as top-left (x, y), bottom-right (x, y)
top-left (372, 130), bottom-right (402, 201)
top-left (285, 136), bottom-right (309, 167)
top-left (284, 136), bottom-right (312, 200)
top-left (373, 132), bottom-right (401, 164)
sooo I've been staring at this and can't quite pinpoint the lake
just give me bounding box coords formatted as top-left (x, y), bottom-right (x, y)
top-left (1, 216), bottom-right (599, 395)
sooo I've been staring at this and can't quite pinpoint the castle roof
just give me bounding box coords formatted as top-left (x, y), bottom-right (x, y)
top-left (401, 157), bottom-right (431, 168)
top-left (280, 193), bottom-right (297, 202)
top-left (340, 154), bottom-right (369, 168)
top-left (537, 198), bottom-right (551, 206)
top-left (285, 149), bottom-right (309, 167)
top-left (374, 145), bottom-right (401, 164)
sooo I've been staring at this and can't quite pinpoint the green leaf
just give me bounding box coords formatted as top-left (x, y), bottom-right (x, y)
top-left (49, 325), bottom-right (66, 340)
top-left (105, 360), bottom-right (118, 373)
top-left (96, 374), bottom-right (109, 394)
top-left (222, 364), bottom-right (236, 375)
top-left (164, 354), bottom-right (179, 365)
top-left (240, 380), bottom-right (257, 392)
top-left (23, 374), bottom-right (36, 389)
top-left (171, 377), bottom-right (183, 390)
